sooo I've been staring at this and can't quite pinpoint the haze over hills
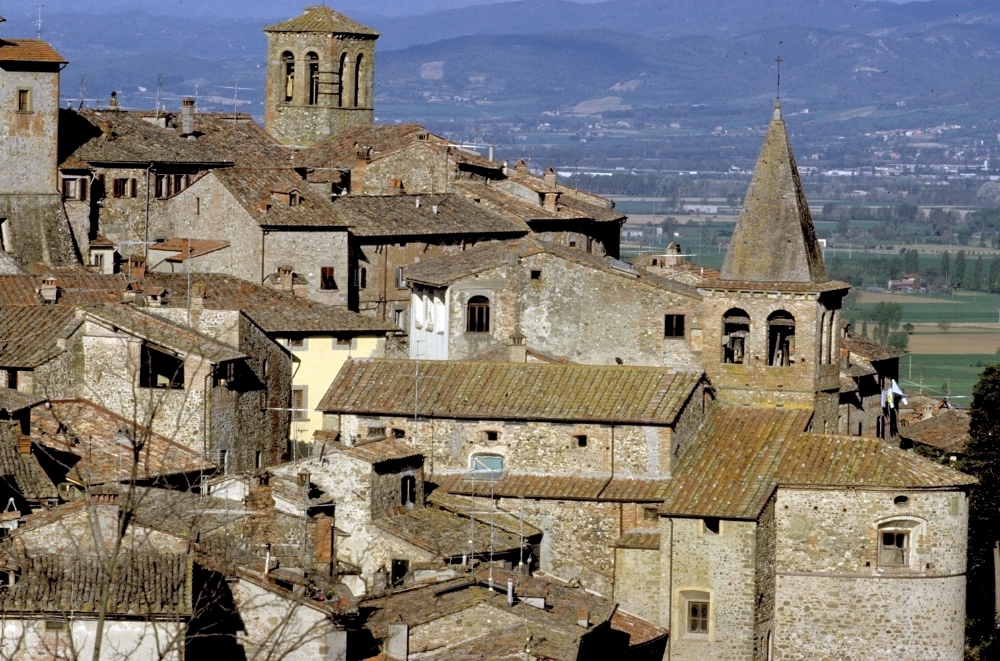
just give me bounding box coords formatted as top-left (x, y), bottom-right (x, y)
top-left (2, 0), bottom-right (998, 163)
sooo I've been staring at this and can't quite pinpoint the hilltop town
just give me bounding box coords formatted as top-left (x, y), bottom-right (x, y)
top-left (0, 5), bottom-right (978, 660)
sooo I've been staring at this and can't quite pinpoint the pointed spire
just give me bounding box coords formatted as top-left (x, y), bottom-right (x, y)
top-left (720, 102), bottom-right (827, 284)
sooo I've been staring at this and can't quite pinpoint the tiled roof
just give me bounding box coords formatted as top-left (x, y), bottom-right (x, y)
top-left (700, 278), bottom-right (851, 293)
top-left (614, 531), bottom-right (661, 550)
top-left (900, 409), bottom-right (970, 453)
top-left (0, 554), bottom-right (191, 616)
top-left (454, 180), bottom-right (607, 225)
top-left (0, 388), bottom-right (44, 413)
top-left (330, 194), bottom-right (528, 238)
top-left (0, 274), bottom-right (128, 306)
top-left (600, 478), bottom-right (670, 502)
top-left (435, 473), bottom-right (611, 500)
top-left (320, 359), bottom-right (702, 425)
top-left (148, 239), bottom-right (229, 263)
top-left (213, 168), bottom-right (340, 229)
top-left (374, 507), bottom-right (525, 556)
top-left (0, 422), bottom-right (58, 501)
top-left (81, 305), bottom-right (245, 364)
top-left (426, 490), bottom-right (543, 538)
top-left (264, 5), bottom-right (379, 36)
top-left (659, 406), bottom-right (976, 519)
top-left (610, 609), bottom-right (669, 646)
top-left (32, 399), bottom-right (215, 486)
top-left (402, 237), bottom-right (699, 298)
top-left (843, 333), bottom-right (904, 361)
top-left (62, 110), bottom-right (287, 167)
top-left (0, 39), bottom-right (66, 64)
top-left (332, 438), bottom-right (422, 465)
top-left (0, 306), bottom-right (78, 368)
top-left (296, 123), bottom-right (430, 171)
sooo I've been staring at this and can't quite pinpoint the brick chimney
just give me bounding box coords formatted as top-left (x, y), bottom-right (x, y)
top-left (542, 192), bottom-right (559, 213)
top-left (16, 435), bottom-right (31, 455)
top-left (181, 97), bottom-right (196, 137)
top-left (351, 146), bottom-right (371, 195)
top-left (508, 332), bottom-right (527, 363)
top-left (514, 158), bottom-right (528, 173)
top-left (314, 514), bottom-right (335, 577)
top-left (544, 166), bottom-right (557, 188)
top-left (39, 277), bottom-right (59, 304)
top-left (128, 255), bottom-right (146, 280)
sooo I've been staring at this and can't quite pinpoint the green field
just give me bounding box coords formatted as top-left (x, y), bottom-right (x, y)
top-left (852, 291), bottom-right (1000, 325)
top-left (898, 354), bottom-right (997, 404)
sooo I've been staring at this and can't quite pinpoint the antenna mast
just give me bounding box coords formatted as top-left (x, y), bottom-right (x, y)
top-left (35, 3), bottom-right (42, 38)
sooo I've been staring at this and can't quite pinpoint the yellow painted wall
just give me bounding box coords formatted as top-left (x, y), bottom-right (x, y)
top-left (285, 335), bottom-right (385, 445)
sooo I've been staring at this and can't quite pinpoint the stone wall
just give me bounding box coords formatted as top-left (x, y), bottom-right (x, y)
top-left (231, 578), bottom-right (343, 660)
top-left (371, 457), bottom-right (425, 518)
top-left (753, 497), bottom-right (776, 661)
top-left (263, 229), bottom-right (349, 306)
top-left (0, 64), bottom-right (59, 195)
top-left (664, 517), bottom-right (758, 661)
top-left (0, 619), bottom-right (185, 661)
top-left (614, 546), bottom-right (661, 623)
top-left (263, 31), bottom-right (376, 148)
top-left (361, 143), bottom-right (449, 195)
top-left (772, 487), bottom-right (967, 660)
top-left (441, 249), bottom-right (704, 367)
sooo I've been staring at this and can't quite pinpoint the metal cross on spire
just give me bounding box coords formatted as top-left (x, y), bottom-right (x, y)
top-left (775, 55), bottom-right (783, 102)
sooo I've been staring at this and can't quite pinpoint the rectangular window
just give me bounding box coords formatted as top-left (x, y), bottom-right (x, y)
top-left (336, 337), bottom-right (353, 346)
top-left (393, 308), bottom-right (406, 329)
top-left (484, 430), bottom-right (499, 442)
top-left (155, 175), bottom-right (166, 198)
top-left (392, 428), bottom-right (406, 439)
top-left (61, 178), bottom-right (78, 200)
top-left (92, 253), bottom-right (104, 269)
top-left (665, 314), bottom-right (686, 338)
top-left (879, 531), bottom-right (909, 566)
top-left (113, 178), bottom-right (128, 198)
top-left (195, 197), bottom-right (201, 215)
top-left (254, 451), bottom-right (263, 469)
top-left (320, 267), bottom-right (338, 290)
top-left (292, 387), bottom-right (308, 421)
top-left (354, 267), bottom-right (367, 290)
top-left (0, 219), bottom-right (8, 253)
top-left (703, 517), bottom-right (720, 535)
top-left (287, 338), bottom-right (306, 349)
top-left (401, 475), bottom-right (416, 506)
top-left (530, 270), bottom-right (542, 280)
top-left (16, 89), bottom-right (30, 112)
top-left (688, 602), bottom-right (709, 634)
top-left (139, 343), bottom-right (184, 389)
top-left (574, 434), bottom-right (587, 448)
top-left (130, 178), bottom-right (138, 198)
top-left (643, 507), bottom-right (658, 522)
top-left (396, 266), bottom-right (406, 288)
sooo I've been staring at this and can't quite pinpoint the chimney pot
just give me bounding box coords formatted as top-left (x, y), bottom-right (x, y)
top-left (16, 435), bottom-right (31, 455)
top-left (128, 255), bottom-right (146, 280)
top-left (109, 91), bottom-right (119, 109)
top-left (507, 578), bottom-right (514, 606)
top-left (39, 278), bottom-right (59, 304)
top-left (509, 332), bottom-right (527, 363)
top-left (181, 97), bottom-right (196, 136)
top-left (544, 166), bottom-right (557, 187)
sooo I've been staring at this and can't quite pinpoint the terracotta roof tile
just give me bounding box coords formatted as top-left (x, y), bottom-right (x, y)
top-left (321, 359), bottom-right (701, 425)
top-left (435, 473), bottom-right (611, 500)
top-left (332, 438), bottom-right (422, 465)
top-left (659, 406), bottom-right (976, 519)
top-left (0, 39), bottom-right (66, 64)
top-left (600, 478), bottom-right (670, 502)
top-left (264, 5), bottom-right (379, 36)
top-left (900, 409), bottom-right (970, 453)
top-left (0, 422), bottom-right (58, 501)
top-left (32, 399), bottom-right (215, 486)
top-left (700, 278), bottom-right (851, 293)
top-left (843, 333), bottom-right (904, 361)
top-left (296, 123), bottom-right (430, 171)
top-left (330, 194), bottom-right (528, 237)
top-left (373, 507), bottom-right (525, 556)
top-left (0, 306), bottom-right (79, 368)
top-left (0, 388), bottom-right (44, 412)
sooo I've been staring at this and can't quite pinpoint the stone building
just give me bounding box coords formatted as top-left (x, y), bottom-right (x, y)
top-left (263, 5), bottom-right (378, 148)
top-left (403, 236), bottom-right (703, 367)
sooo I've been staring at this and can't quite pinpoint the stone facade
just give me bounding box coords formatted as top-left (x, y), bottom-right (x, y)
top-left (0, 56), bottom-right (60, 195)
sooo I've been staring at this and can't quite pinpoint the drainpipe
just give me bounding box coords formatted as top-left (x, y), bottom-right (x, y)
top-left (144, 163), bottom-right (153, 263)
top-left (260, 231), bottom-right (267, 284)
top-left (667, 517), bottom-right (674, 660)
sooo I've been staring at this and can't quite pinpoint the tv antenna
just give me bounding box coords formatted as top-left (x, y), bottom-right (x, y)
top-left (775, 55), bottom-right (783, 102)
top-left (35, 3), bottom-right (42, 38)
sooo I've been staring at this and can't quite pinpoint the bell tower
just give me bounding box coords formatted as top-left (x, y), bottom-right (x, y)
top-left (263, 5), bottom-right (379, 148)
top-left (700, 102), bottom-right (850, 432)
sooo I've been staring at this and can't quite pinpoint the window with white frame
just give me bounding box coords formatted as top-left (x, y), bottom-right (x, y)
top-left (470, 453), bottom-right (505, 473)
top-left (876, 518), bottom-right (923, 569)
top-left (679, 590), bottom-right (711, 638)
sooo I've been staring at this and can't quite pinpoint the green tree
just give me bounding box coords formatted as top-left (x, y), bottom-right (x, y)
top-left (869, 302), bottom-right (904, 344)
top-left (902, 248), bottom-right (919, 274)
top-left (969, 255), bottom-right (985, 292)
top-left (955, 250), bottom-right (967, 287)
top-left (940, 251), bottom-right (951, 285)
top-left (962, 365), bottom-right (1000, 650)
top-left (861, 320), bottom-right (869, 338)
top-left (990, 256), bottom-right (1000, 293)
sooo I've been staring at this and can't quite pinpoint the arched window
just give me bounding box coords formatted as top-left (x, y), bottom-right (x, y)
top-left (354, 53), bottom-right (364, 107)
top-left (470, 453), bottom-right (505, 473)
top-left (337, 52), bottom-right (348, 107)
top-left (282, 52), bottom-right (295, 103)
top-left (467, 296), bottom-right (490, 333)
top-left (306, 52), bottom-right (320, 105)
top-left (722, 308), bottom-right (750, 364)
top-left (767, 310), bottom-right (795, 367)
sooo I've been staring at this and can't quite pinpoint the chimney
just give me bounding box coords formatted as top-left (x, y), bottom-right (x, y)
top-left (276, 265), bottom-right (294, 291)
top-left (16, 435), bottom-right (31, 455)
top-left (507, 578), bottom-right (515, 606)
top-left (576, 610), bottom-right (590, 628)
top-left (543, 192), bottom-right (559, 213)
top-left (315, 514), bottom-right (334, 577)
top-left (544, 166), bottom-right (557, 187)
top-left (514, 158), bottom-right (528, 173)
top-left (190, 282), bottom-right (205, 312)
top-left (297, 470), bottom-right (310, 489)
top-left (387, 618), bottom-right (409, 661)
top-left (509, 332), bottom-right (527, 363)
top-left (181, 97), bottom-right (196, 137)
top-left (388, 178), bottom-right (405, 196)
top-left (351, 146), bottom-right (370, 196)
top-left (109, 91), bottom-right (119, 109)
top-left (128, 255), bottom-right (146, 280)
top-left (39, 277), bottom-right (59, 304)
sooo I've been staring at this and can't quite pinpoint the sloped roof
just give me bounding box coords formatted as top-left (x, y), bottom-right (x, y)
top-left (0, 306), bottom-right (79, 368)
top-left (212, 167), bottom-right (339, 229)
top-left (900, 409), bottom-right (970, 454)
top-left (330, 194), bottom-right (528, 238)
top-left (296, 123), bottom-right (431, 171)
top-left (332, 438), bottom-right (423, 465)
top-left (0, 422), bottom-right (58, 501)
top-left (0, 39), bottom-right (66, 64)
top-left (32, 399), bottom-right (215, 486)
top-left (0, 554), bottom-right (191, 616)
top-left (0, 388), bottom-right (44, 413)
top-left (373, 507), bottom-right (524, 556)
top-left (614, 531), bottom-right (660, 550)
top-left (263, 5), bottom-right (379, 37)
top-left (402, 237), bottom-right (700, 299)
top-left (320, 359), bottom-right (702, 425)
top-left (435, 474), bottom-right (669, 502)
top-left (843, 333), bottom-right (904, 361)
top-left (721, 102), bottom-right (827, 284)
top-left (659, 406), bottom-right (975, 520)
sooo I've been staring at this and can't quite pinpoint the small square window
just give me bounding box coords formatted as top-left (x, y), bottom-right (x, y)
top-left (336, 337), bottom-right (353, 346)
top-left (485, 430), bottom-right (499, 442)
top-left (688, 602), bottom-right (709, 634)
top-left (879, 530), bottom-right (909, 566)
top-left (530, 270), bottom-right (542, 280)
top-left (643, 507), bottom-right (658, 522)
top-left (665, 314), bottom-right (686, 338)
top-left (703, 517), bottom-right (720, 535)
top-left (392, 428), bottom-right (406, 439)
top-left (574, 435), bottom-right (587, 448)
top-left (288, 338), bottom-right (306, 349)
